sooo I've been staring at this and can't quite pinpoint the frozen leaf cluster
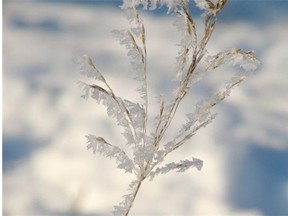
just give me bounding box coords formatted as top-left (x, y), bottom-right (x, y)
top-left (86, 135), bottom-right (135, 173)
top-left (149, 157), bottom-right (203, 180)
top-left (76, 1), bottom-right (260, 215)
top-left (205, 48), bottom-right (261, 72)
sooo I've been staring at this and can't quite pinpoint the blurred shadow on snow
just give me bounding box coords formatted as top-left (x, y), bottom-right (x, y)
top-left (227, 145), bottom-right (288, 215)
top-left (10, 16), bottom-right (62, 32)
top-left (3, 136), bottom-right (49, 172)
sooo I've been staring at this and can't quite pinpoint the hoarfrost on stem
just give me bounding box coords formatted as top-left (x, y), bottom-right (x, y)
top-left (76, 0), bottom-right (260, 215)
top-left (86, 135), bottom-right (135, 173)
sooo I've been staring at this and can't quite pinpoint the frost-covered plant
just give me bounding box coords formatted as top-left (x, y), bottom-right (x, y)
top-left (76, 0), bottom-right (260, 215)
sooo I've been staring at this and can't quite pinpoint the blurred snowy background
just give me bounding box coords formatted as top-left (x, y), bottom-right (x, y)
top-left (3, 0), bottom-right (288, 215)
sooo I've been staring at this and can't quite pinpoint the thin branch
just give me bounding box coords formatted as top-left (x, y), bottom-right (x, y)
top-left (89, 84), bottom-right (138, 145)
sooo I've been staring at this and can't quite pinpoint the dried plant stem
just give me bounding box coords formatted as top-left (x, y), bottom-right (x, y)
top-left (153, 5), bottom-right (217, 147)
top-left (90, 84), bottom-right (138, 145)
top-left (77, 1), bottom-right (260, 215)
top-left (124, 177), bottom-right (145, 216)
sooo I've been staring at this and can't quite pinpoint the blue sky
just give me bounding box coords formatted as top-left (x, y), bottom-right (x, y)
top-left (3, 0), bottom-right (288, 215)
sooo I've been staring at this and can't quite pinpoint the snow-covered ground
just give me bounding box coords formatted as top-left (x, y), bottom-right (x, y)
top-left (3, 1), bottom-right (288, 215)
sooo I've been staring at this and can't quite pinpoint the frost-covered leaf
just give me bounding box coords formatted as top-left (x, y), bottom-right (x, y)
top-left (133, 144), bottom-right (154, 170)
top-left (153, 149), bottom-right (166, 163)
top-left (163, 0), bottom-right (186, 14)
top-left (206, 48), bottom-right (261, 72)
top-left (113, 179), bottom-right (140, 216)
top-left (163, 75), bottom-right (246, 154)
top-left (86, 135), bottom-right (135, 173)
top-left (194, 0), bottom-right (228, 15)
top-left (113, 191), bottom-right (134, 216)
top-left (122, 128), bottom-right (135, 145)
top-left (174, 7), bottom-right (197, 80)
top-left (194, 0), bottom-right (210, 11)
top-left (121, 0), bottom-right (186, 13)
top-left (112, 29), bottom-right (148, 104)
top-left (84, 84), bottom-right (137, 145)
top-left (150, 157), bottom-right (203, 180)
top-left (173, 49), bottom-right (260, 92)
top-left (74, 54), bottom-right (104, 81)
top-left (163, 112), bottom-right (216, 154)
top-left (181, 75), bottom-right (246, 134)
top-left (90, 85), bottom-right (111, 104)
top-left (77, 81), bottom-right (91, 100)
top-left (124, 99), bottom-right (145, 130)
